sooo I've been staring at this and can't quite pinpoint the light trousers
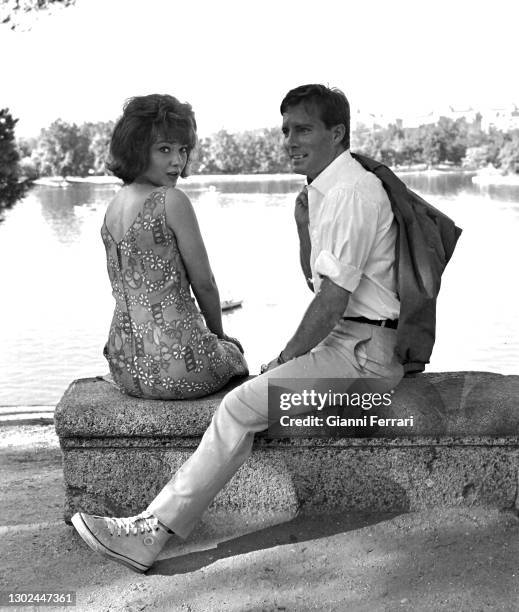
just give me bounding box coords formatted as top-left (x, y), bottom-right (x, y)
top-left (147, 320), bottom-right (404, 538)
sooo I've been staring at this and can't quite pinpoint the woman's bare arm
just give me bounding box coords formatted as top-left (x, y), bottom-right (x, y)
top-left (164, 188), bottom-right (225, 338)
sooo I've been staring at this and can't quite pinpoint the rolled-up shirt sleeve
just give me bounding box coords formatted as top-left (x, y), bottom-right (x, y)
top-left (313, 185), bottom-right (380, 293)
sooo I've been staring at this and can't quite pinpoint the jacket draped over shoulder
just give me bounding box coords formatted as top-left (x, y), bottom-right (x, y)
top-left (351, 153), bottom-right (462, 375)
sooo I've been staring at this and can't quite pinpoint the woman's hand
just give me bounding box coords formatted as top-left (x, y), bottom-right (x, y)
top-left (220, 333), bottom-right (244, 354)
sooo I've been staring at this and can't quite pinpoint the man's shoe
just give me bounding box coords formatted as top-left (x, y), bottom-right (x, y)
top-left (71, 511), bottom-right (171, 573)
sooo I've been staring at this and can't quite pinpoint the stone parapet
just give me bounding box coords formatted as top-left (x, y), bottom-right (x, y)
top-left (54, 372), bottom-right (519, 524)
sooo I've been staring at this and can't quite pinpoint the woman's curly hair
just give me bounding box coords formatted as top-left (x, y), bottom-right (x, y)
top-left (107, 94), bottom-right (197, 184)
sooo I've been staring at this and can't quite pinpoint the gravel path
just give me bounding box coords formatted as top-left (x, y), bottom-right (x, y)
top-left (1, 425), bottom-right (518, 611)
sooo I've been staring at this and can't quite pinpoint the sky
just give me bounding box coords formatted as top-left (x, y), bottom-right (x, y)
top-left (1, 0), bottom-right (518, 138)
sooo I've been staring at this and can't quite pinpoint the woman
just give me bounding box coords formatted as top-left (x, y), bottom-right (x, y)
top-left (102, 94), bottom-right (248, 399)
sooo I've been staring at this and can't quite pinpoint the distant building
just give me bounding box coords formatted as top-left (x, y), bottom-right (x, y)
top-left (480, 105), bottom-right (519, 131)
top-left (395, 111), bottom-right (437, 128)
top-left (353, 104), bottom-right (519, 132)
top-left (447, 106), bottom-right (480, 123)
top-left (351, 109), bottom-right (389, 132)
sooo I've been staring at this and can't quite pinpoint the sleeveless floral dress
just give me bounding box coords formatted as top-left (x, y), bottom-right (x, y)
top-left (101, 186), bottom-right (248, 399)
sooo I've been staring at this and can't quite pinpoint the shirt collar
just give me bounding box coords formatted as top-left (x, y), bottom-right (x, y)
top-left (308, 149), bottom-right (353, 196)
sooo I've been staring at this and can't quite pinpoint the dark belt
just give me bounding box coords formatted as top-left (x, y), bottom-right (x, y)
top-left (343, 316), bottom-right (398, 330)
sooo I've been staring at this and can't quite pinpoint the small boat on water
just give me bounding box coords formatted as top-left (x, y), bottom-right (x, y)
top-left (221, 299), bottom-right (243, 312)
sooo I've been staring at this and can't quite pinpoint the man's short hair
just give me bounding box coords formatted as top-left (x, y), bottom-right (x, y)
top-left (107, 94), bottom-right (197, 184)
top-left (280, 84), bottom-right (350, 149)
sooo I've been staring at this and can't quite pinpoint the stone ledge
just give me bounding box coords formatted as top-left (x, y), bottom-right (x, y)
top-left (55, 372), bottom-right (519, 438)
top-left (54, 372), bottom-right (519, 522)
top-left (54, 375), bottom-right (250, 438)
top-left (59, 436), bottom-right (519, 451)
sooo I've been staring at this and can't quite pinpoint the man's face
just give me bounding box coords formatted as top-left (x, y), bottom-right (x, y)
top-left (282, 102), bottom-right (340, 180)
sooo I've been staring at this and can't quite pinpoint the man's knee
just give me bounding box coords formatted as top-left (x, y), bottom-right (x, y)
top-left (218, 375), bottom-right (267, 418)
top-left (219, 378), bottom-right (252, 413)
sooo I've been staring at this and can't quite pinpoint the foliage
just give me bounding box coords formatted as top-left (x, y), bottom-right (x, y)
top-left (80, 121), bottom-right (114, 174)
top-left (17, 114), bottom-right (519, 179)
top-left (196, 128), bottom-right (289, 174)
top-left (352, 116), bottom-right (517, 172)
top-left (33, 119), bottom-right (92, 176)
top-left (18, 155), bottom-right (39, 180)
top-left (0, 0), bottom-right (76, 30)
top-left (486, 127), bottom-right (507, 168)
top-left (0, 108), bottom-right (30, 211)
top-left (497, 131), bottom-right (519, 174)
top-left (21, 120), bottom-right (114, 177)
top-left (197, 130), bottom-right (243, 174)
top-left (462, 145), bottom-right (492, 169)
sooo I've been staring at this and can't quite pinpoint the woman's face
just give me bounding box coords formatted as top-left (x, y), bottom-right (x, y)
top-left (139, 139), bottom-right (189, 187)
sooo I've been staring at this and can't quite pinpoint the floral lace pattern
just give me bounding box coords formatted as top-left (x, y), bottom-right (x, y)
top-left (102, 187), bottom-right (248, 399)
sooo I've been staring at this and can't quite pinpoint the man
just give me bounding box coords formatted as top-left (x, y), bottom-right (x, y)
top-left (72, 84), bottom-right (404, 573)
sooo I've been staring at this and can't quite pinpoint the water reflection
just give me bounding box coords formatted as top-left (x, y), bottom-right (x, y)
top-left (475, 183), bottom-right (519, 203)
top-left (401, 171), bottom-right (519, 203)
top-left (35, 183), bottom-right (118, 242)
top-left (399, 171), bottom-right (476, 196)
top-left (184, 176), bottom-right (304, 195)
top-left (0, 172), bottom-right (518, 406)
top-left (184, 176), bottom-right (304, 208)
top-left (208, 178), bottom-right (303, 195)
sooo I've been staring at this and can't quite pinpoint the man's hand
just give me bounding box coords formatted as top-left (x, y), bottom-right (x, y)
top-left (261, 278), bottom-right (350, 373)
top-left (260, 357), bottom-right (280, 374)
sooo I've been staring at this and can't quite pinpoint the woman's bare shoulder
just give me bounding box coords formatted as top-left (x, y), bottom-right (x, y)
top-left (164, 187), bottom-right (197, 229)
top-left (104, 186), bottom-right (129, 217)
top-left (164, 186), bottom-right (191, 208)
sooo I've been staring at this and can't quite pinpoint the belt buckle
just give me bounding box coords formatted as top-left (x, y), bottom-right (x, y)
top-left (380, 320), bottom-right (387, 328)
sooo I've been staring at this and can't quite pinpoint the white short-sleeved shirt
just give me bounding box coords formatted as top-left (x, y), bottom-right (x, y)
top-left (307, 150), bottom-right (400, 320)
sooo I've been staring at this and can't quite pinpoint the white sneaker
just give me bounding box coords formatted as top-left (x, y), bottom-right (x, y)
top-left (71, 511), bottom-right (171, 573)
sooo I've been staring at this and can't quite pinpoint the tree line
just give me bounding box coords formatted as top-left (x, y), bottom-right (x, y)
top-left (18, 113), bottom-right (519, 179)
top-left (351, 116), bottom-right (519, 174)
top-left (15, 122), bottom-right (290, 179)
top-left (17, 119), bottom-right (114, 179)
top-left (2, 107), bottom-right (519, 212)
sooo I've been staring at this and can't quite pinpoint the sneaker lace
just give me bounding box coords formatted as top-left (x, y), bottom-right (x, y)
top-left (104, 512), bottom-right (159, 537)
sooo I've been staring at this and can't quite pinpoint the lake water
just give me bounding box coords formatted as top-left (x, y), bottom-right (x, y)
top-left (1, 172), bottom-right (518, 407)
